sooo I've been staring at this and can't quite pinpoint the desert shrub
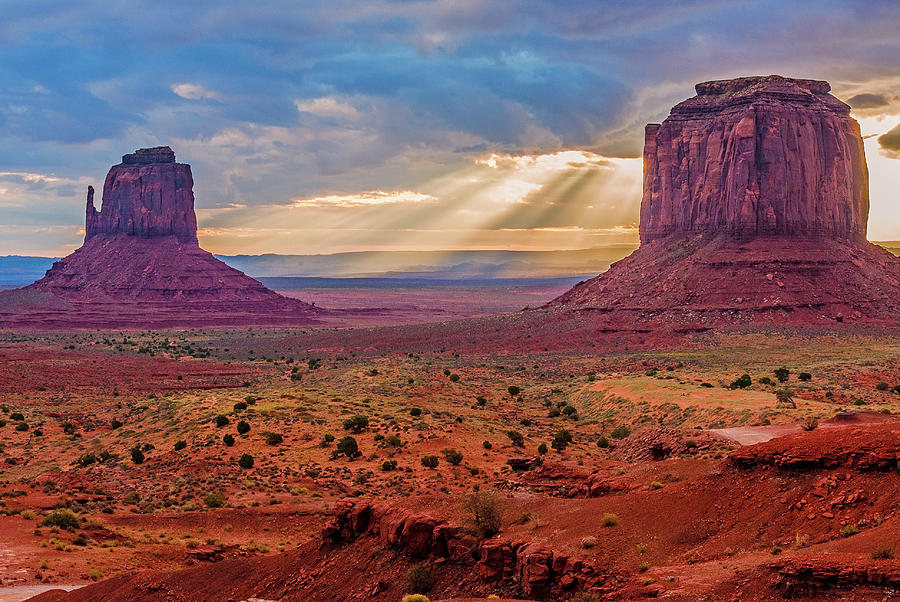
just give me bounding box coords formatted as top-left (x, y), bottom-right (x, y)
top-left (876, 381), bottom-right (890, 391)
top-left (548, 408), bottom-right (561, 418)
top-left (123, 492), bottom-right (140, 505)
top-left (601, 513), bottom-right (619, 527)
top-left (110, 418), bottom-right (123, 429)
top-left (15, 422), bottom-right (28, 431)
top-left (596, 436), bottom-right (609, 449)
top-left (482, 440), bottom-right (492, 450)
top-left (798, 372), bottom-right (812, 382)
top-left (645, 369), bottom-right (657, 377)
top-left (774, 367), bottom-right (790, 382)
top-left (42, 508), bottom-right (79, 530)
top-left (0, 420), bottom-right (5, 428)
top-left (335, 436), bottom-right (361, 459)
top-left (684, 439), bottom-right (697, 449)
top-left (264, 432), bottom-right (284, 445)
top-left (366, 368), bottom-right (379, 376)
top-left (223, 434), bottom-right (235, 446)
top-left (650, 481), bottom-right (663, 490)
top-left (638, 561), bottom-right (651, 572)
top-left (401, 595), bottom-right (430, 602)
top-left (758, 376), bottom-right (775, 386)
top-left (10, 412), bottom-right (24, 421)
top-left (204, 492), bottom-right (226, 508)
top-left (775, 388), bottom-right (796, 408)
top-left (384, 434), bottom-right (402, 447)
top-left (421, 455), bottom-right (439, 469)
top-left (475, 396), bottom-right (487, 407)
top-left (130, 447), bottom-right (145, 464)
top-left (872, 546), bottom-right (895, 559)
top-left (233, 401), bottom-right (248, 411)
top-left (237, 420), bottom-right (250, 435)
top-left (537, 442), bottom-right (548, 455)
top-left (730, 374), bottom-right (752, 389)
top-left (173, 440), bottom-right (187, 451)
top-left (76, 453), bottom-right (97, 467)
top-left (449, 373), bottom-right (460, 382)
top-left (801, 417), bottom-right (818, 431)
top-left (442, 448), bottom-right (463, 465)
top-left (562, 405), bottom-right (577, 416)
top-left (610, 425), bottom-right (631, 440)
top-left (893, 385), bottom-right (900, 394)
top-left (214, 415), bottom-right (229, 428)
top-left (552, 429), bottom-right (573, 451)
top-left (343, 415), bottom-right (369, 432)
top-left (700, 382), bottom-right (714, 388)
top-left (506, 430), bottom-right (524, 447)
top-left (321, 433), bottom-right (335, 446)
top-left (507, 385), bottom-right (521, 397)
top-left (409, 407), bottom-right (422, 417)
top-left (382, 460), bottom-right (398, 471)
top-left (405, 564), bottom-right (433, 594)
top-left (238, 453), bottom-right (254, 469)
top-left (840, 524), bottom-right (859, 537)
top-left (465, 489), bottom-right (502, 537)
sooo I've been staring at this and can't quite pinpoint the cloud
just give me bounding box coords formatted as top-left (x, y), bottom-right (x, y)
top-left (291, 190), bottom-right (434, 207)
top-left (847, 93), bottom-right (891, 109)
top-left (879, 123), bottom-right (900, 157)
top-left (171, 83), bottom-right (222, 101)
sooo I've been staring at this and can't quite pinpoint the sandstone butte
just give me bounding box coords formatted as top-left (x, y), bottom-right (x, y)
top-left (551, 75), bottom-right (900, 328)
top-left (0, 146), bottom-right (320, 329)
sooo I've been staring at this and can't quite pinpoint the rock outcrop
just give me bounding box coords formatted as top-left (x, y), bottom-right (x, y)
top-left (85, 146), bottom-right (198, 243)
top-left (550, 76), bottom-right (900, 329)
top-left (0, 147), bottom-right (319, 329)
top-left (640, 76), bottom-right (868, 243)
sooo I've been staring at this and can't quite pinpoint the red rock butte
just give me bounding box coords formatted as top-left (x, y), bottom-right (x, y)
top-left (0, 146), bottom-right (320, 329)
top-left (552, 75), bottom-right (900, 328)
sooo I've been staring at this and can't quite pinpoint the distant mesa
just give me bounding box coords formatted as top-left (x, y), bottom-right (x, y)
top-left (0, 146), bottom-right (319, 329)
top-left (552, 75), bottom-right (900, 327)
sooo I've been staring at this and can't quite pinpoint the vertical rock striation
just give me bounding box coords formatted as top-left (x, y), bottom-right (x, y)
top-left (639, 76), bottom-right (869, 243)
top-left (85, 146), bottom-right (198, 243)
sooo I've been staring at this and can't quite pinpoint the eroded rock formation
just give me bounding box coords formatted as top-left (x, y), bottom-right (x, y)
top-left (551, 76), bottom-right (900, 328)
top-left (640, 76), bottom-right (869, 243)
top-left (1, 147), bottom-right (319, 329)
top-left (85, 146), bottom-right (198, 243)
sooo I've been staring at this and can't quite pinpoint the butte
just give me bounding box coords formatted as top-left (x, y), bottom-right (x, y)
top-left (550, 75), bottom-right (900, 329)
top-left (0, 146), bottom-right (319, 329)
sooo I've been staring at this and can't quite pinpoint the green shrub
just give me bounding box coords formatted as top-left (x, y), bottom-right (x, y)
top-left (42, 508), bottom-right (79, 530)
top-left (204, 492), bottom-right (226, 508)
top-left (238, 453), bottom-right (254, 469)
top-left (223, 434), bottom-right (235, 446)
top-left (507, 385), bottom-right (521, 397)
top-left (264, 432), bottom-right (284, 445)
top-left (384, 434), bottom-right (402, 447)
top-left (840, 524), bottom-right (859, 538)
top-left (335, 436), bottom-right (361, 459)
top-left (758, 376), bottom-right (775, 385)
top-left (233, 401), bottom-right (248, 411)
top-left (110, 418), bottom-right (123, 429)
top-left (482, 440), bottom-right (492, 450)
top-left (730, 374), bottom-right (752, 389)
top-left (449, 373), bottom-right (460, 382)
top-left (774, 367), bottom-right (790, 382)
top-left (123, 491), bottom-right (140, 505)
top-left (421, 455), bottom-right (439, 469)
top-left (405, 564), bottom-right (433, 594)
top-left (130, 447), bottom-right (145, 464)
top-left (596, 436), bottom-right (609, 449)
top-left (409, 407), bottom-right (422, 417)
top-left (552, 429), bottom-right (573, 451)
top-left (475, 396), bottom-right (487, 406)
top-left (173, 440), bottom-right (187, 451)
top-left (442, 449), bottom-right (463, 465)
top-left (798, 372), bottom-right (812, 382)
top-left (15, 422), bottom-right (28, 432)
top-left (610, 425), bottom-right (631, 440)
top-left (342, 415), bottom-right (369, 432)
top-left (464, 489), bottom-right (502, 537)
top-left (537, 442), bottom-right (548, 455)
top-left (381, 460), bottom-right (398, 471)
top-left (506, 430), bottom-right (524, 447)
top-left (876, 381), bottom-right (890, 391)
top-left (214, 415), bottom-right (229, 428)
top-left (10, 412), bottom-right (24, 421)
top-left (237, 420), bottom-right (250, 435)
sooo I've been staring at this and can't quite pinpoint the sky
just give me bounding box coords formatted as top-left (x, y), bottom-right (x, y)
top-left (1, 0), bottom-right (900, 256)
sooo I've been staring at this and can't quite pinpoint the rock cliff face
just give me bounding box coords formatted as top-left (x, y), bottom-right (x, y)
top-left (1, 147), bottom-right (319, 329)
top-left (550, 76), bottom-right (900, 329)
top-left (85, 146), bottom-right (198, 243)
top-left (640, 76), bottom-right (869, 243)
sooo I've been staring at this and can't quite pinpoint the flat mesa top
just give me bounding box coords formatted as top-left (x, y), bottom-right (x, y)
top-left (121, 146), bottom-right (176, 165)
